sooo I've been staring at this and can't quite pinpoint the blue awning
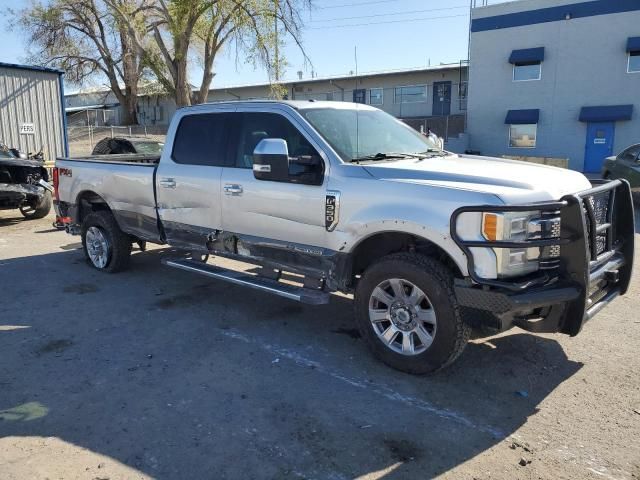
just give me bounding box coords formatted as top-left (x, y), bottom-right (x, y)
top-left (579, 105), bottom-right (633, 123)
top-left (505, 109), bottom-right (540, 125)
top-left (627, 37), bottom-right (640, 53)
top-left (509, 47), bottom-right (545, 64)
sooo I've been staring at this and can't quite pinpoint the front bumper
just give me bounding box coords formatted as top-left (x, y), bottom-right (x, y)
top-left (0, 183), bottom-right (46, 209)
top-left (452, 179), bottom-right (635, 335)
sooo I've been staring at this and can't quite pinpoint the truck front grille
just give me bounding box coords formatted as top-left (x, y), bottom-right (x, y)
top-left (584, 190), bottom-right (613, 259)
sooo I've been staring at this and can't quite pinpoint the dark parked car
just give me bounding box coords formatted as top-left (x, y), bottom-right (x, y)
top-left (602, 144), bottom-right (640, 191)
top-left (91, 137), bottom-right (164, 156)
top-left (0, 144), bottom-right (53, 219)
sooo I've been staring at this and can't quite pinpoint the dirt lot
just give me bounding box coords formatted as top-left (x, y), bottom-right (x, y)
top-left (0, 210), bottom-right (639, 480)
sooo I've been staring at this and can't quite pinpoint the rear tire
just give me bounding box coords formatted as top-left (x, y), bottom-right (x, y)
top-left (20, 190), bottom-right (52, 220)
top-left (354, 253), bottom-right (470, 374)
top-left (81, 211), bottom-right (131, 273)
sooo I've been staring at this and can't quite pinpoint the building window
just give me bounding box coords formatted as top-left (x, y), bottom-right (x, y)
top-left (353, 89), bottom-right (366, 104)
top-left (509, 124), bottom-right (537, 148)
top-left (513, 62), bottom-right (541, 81)
top-left (394, 85), bottom-right (427, 103)
top-left (628, 52), bottom-right (640, 73)
top-left (369, 88), bottom-right (383, 105)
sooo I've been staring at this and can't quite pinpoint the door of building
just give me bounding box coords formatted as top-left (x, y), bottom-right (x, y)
top-left (432, 81), bottom-right (452, 116)
top-left (584, 122), bottom-right (615, 173)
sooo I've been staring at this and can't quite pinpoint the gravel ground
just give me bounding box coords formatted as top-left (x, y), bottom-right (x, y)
top-left (0, 210), bottom-right (639, 480)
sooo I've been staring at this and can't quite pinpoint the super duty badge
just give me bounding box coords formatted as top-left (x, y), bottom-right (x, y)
top-left (325, 191), bottom-right (340, 231)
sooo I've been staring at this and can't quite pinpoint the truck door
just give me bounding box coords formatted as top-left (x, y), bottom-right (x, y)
top-left (156, 111), bottom-right (232, 250)
top-left (220, 110), bottom-right (329, 256)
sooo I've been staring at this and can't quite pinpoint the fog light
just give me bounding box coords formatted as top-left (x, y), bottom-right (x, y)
top-left (508, 248), bottom-right (527, 266)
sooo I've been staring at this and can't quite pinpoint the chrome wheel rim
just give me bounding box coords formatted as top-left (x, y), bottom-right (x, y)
top-left (85, 226), bottom-right (110, 269)
top-left (368, 278), bottom-right (437, 356)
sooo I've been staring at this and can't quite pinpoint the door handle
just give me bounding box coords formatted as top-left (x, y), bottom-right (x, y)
top-left (159, 178), bottom-right (176, 189)
top-left (224, 184), bottom-right (243, 195)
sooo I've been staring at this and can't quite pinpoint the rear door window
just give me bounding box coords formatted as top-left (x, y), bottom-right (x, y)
top-left (172, 113), bottom-right (231, 166)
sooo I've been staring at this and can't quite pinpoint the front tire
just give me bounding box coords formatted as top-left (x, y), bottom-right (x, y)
top-left (354, 253), bottom-right (470, 374)
top-left (20, 190), bottom-right (52, 220)
top-left (81, 211), bottom-right (132, 273)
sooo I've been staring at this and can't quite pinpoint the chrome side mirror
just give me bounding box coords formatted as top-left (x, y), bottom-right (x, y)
top-left (253, 138), bottom-right (290, 182)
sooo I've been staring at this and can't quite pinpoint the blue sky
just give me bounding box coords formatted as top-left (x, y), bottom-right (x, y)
top-left (1, 0), bottom-right (476, 89)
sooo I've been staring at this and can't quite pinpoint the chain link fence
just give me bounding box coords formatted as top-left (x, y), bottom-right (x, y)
top-left (67, 125), bottom-right (167, 157)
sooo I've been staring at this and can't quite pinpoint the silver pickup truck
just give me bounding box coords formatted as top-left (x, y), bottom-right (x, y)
top-left (54, 100), bottom-right (635, 374)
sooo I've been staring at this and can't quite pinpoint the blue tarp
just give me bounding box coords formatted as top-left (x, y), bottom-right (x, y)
top-left (505, 109), bottom-right (540, 124)
top-left (579, 105), bottom-right (633, 122)
top-left (509, 47), bottom-right (545, 64)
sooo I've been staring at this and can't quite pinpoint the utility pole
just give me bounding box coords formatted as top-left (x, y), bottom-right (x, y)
top-left (274, 0), bottom-right (279, 82)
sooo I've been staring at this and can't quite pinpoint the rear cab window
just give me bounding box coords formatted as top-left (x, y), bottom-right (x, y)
top-left (172, 113), bottom-right (232, 166)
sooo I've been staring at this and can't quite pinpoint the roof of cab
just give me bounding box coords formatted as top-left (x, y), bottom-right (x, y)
top-left (196, 99), bottom-right (379, 111)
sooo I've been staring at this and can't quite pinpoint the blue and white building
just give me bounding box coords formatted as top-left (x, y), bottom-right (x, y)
top-left (467, 0), bottom-right (640, 172)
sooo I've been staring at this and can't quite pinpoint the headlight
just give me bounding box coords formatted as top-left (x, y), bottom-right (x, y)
top-left (482, 211), bottom-right (561, 278)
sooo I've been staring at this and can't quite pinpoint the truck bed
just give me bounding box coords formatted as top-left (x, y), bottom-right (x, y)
top-left (56, 154), bottom-right (160, 242)
top-left (57, 154), bottom-right (160, 165)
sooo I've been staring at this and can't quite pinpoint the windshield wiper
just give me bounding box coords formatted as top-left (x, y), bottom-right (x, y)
top-left (416, 149), bottom-right (448, 157)
top-left (350, 152), bottom-right (426, 163)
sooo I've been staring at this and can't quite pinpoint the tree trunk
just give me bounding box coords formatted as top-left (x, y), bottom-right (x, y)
top-left (120, 93), bottom-right (138, 125)
top-left (119, 28), bottom-right (140, 125)
top-left (194, 69), bottom-right (214, 105)
top-left (175, 74), bottom-right (191, 107)
top-left (172, 32), bottom-right (193, 107)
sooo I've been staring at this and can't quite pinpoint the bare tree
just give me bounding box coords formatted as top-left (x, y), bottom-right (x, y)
top-left (108, 0), bottom-right (312, 107)
top-left (12, 0), bottom-right (150, 125)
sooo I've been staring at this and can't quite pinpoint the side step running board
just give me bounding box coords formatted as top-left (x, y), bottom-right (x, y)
top-left (162, 258), bottom-right (330, 305)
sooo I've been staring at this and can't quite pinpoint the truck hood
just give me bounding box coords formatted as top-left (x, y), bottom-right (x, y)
top-left (0, 157), bottom-right (45, 169)
top-left (362, 153), bottom-right (592, 203)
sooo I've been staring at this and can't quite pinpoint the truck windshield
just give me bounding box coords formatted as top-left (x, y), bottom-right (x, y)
top-left (300, 107), bottom-right (442, 162)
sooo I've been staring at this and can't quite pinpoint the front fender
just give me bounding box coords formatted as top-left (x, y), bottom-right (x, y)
top-left (345, 217), bottom-right (470, 276)
top-left (324, 176), bottom-right (504, 278)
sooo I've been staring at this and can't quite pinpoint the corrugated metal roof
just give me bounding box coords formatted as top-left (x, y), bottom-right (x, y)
top-left (0, 61), bottom-right (63, 75)
top-left (65, 103), bottom-right (120, 113)
top-left (216, 63), bottom-right (466, 91)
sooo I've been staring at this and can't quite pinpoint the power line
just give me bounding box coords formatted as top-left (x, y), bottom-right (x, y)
top-left (316, 0), bottom-right (413, 10)
top-left (310, 13), bottom-right (469, 30)
top-left (310, 5), bottom-right (469, 23)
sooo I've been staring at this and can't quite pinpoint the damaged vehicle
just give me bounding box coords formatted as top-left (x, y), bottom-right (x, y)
top-left (54, 101), bottom-right (635, 374)
top-left (0, 144), bottom-right (53, 219)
